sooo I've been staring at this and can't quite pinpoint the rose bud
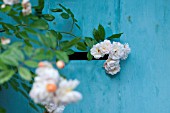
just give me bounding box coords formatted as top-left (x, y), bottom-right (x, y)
top-left (56, 60), bottom-right (65, 69)
top-left (46, 84), bottom-right (57, 92)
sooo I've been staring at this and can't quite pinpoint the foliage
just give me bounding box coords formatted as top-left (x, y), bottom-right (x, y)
top-left (0, 0), bottom-right (122, 112)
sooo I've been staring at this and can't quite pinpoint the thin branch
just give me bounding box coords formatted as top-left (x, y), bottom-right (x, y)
top-left (70, 19), bottom-right (75, 32)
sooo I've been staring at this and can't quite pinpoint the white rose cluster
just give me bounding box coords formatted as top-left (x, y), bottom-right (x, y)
top-left (1, 0), bottom-right (32, 16)
top-left (29, 61), bottom-right (82, 113)
top-left (90, 40), bottom-right (131, 75)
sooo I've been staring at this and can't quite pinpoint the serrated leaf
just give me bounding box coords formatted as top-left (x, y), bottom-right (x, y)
top-left (51, 8), bottom-right (63, 12)
top-left (76, 42), bottom-right (87, 51)
top-left (0, 70), bottom-right (15, 84)
top-left (43, 14), bottom-right (55, 21)
top-left (87, 51), bottom-right (93, 60)
top-left (98, 24), bottom-right (105, 41)
top-left (60, 13), bottom-right (69, 19)
top-left (18, 67), bottom-right (32, 81)
top-left (24, 60), bottom-right (38, 68)
top-left (56, 51), bottom-right (69, 63)
top-left (30, 19), bottom-right (49, 30)
top-left (107, 33), bottom-right (123, 39)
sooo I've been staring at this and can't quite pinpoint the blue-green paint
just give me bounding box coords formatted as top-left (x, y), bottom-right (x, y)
top-left (1, 0), bottom-right (170, 113)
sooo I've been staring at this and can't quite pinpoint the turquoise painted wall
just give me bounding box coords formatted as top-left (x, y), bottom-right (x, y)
top-left (1, 0), bottom-right (170, 113)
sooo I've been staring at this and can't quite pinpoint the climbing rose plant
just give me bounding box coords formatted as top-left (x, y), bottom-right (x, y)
top-left (0, 0), bottom-right (129, 113)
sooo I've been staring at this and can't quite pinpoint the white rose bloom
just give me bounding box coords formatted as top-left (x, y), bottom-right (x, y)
top-left (29, 79), bottom-right (56, 104)
top-left (22, 0), bottom-right (32, 16)
top-left (35, 61), bottom-right (60, 83)
top-left (90, 43), bottom-right (104, 59)
top-left (30, 62), bottom-right (82, 112)
top-left (121, 43), bottom-right (131, 60)
top-left (109, 42), bottom-right (125, 60)
top-left (45, 103), bottom-right (65, 113)
top-left (55, 79), bottom-right (82, 105)
top-left (99, 40), bottom-right (112, 55)
top-left (104, 59), bottom-right (120, 75)
top-left (1, 38), bottom-right (10, 45)
top-left (3, 0), bottom-right (19, 5)
top-left (35, 68), bottom-right (60, 83)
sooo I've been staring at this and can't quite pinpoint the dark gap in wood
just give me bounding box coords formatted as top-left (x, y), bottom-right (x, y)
top-left (69, 52), bottom-right (108, 60)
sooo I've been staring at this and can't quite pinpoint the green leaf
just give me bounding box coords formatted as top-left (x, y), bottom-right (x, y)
top-left (37, 34), bottom-right (51, 47)
top-left (9, 42), bottom-right (23, 48)
top-left (30, 19), bottom-right (49, 30)
top-left (12, 48), bottom-right (25, 61)
top-left (24, 28), bottom-right (37, 35)
top-left (32, 49), bottom-right (46, 60)
top-left (60, 13), bottom-right (69, 19)
top-left (0, 51), bottom-right (19, 66)
top-left (18, 67), bottom-right (32, 81)
top-left (0, 106), bottom-right (6, 113)
top-left (23, 46), bottom-right (34, 57)
top-left (24, 60), bottom-right (38, 68)
top-left (76, 42), bottom-right (87, 51)
top-left (85, 37), bottom-right (93, 48)
top-left (2, 23), bottom-right (16, 31)
top-left (57, 32), bottom-right (62, 40)
top-left (1, 5), bottom-right (11, 12)
top-left (51, 8), bottom-right (63, 12)
top-left (0, 60), bottom-right (8, 70)
top-left (107, 33), bottom-right (123, 39)
top-left (66, 49), bottom-right (74, 55)
top-left (87, 51), bottom-right (93, 60)
top-left (61, 37), bottom-right (81, 50)
top-left (21, 83), bottom-right (31, 93)
top-left (98, 24), bottom-right (105, 41)
top-left (8, 9), bottom-right (18, 16)
top-left (46, 31), bottom-right (57, 48)
top-left (43, 14), bottom-right (55, 21)
top-left (19, 31), bottom-right (29, 40)
top-left (93, 28), bottom-right (100, 42)
top-left (18, 88), bottom-right (29, 99)
top-left (29, 102), bottom-right (39, 112)
top-left (0, 70), bottom-right (15, 84)
top-left (56, 51), bottom-right (69, 63)
top-left (45, 50), bottom-right (54, 60)
top-left (9, 79), bottom-right (19, 91)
